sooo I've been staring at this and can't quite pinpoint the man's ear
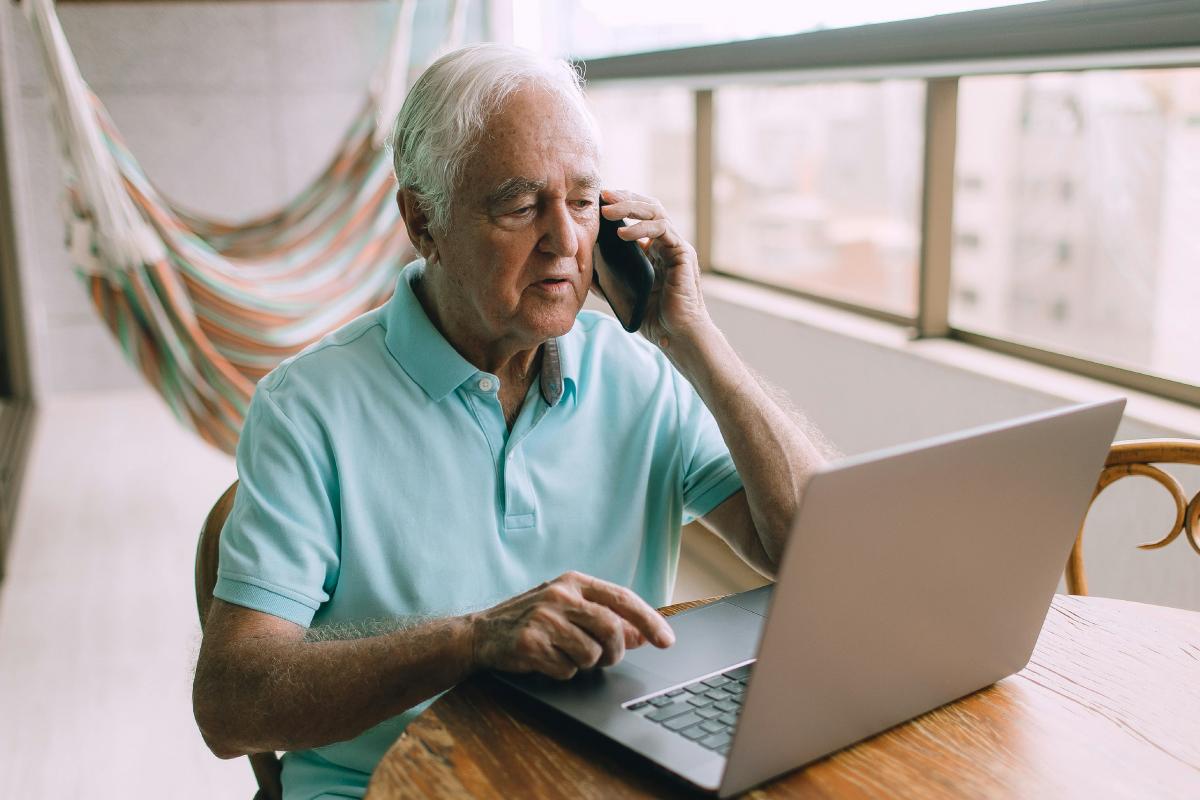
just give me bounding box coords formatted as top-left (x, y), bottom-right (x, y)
top-left (396, 188), bottom-right (439, 263)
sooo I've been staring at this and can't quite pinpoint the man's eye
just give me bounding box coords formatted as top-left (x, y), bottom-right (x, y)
top-left (510, 205), bottom-right (535, 217)
top-left (574, 198), bottom-right (595, 210)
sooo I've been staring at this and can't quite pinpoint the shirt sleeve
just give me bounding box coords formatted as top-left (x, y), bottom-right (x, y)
top-left (213, 383), bottom-right (340, 627)
top-left (674, 368), bottom-right (744, 525)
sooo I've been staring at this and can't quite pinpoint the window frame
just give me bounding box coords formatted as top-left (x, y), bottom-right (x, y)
top-left (577, 0), bottom-right (1200, 407)
top-left (0, 85), bottom-right (36, 579)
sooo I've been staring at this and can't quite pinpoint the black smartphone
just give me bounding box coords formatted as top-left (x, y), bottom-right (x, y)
top-left (592, 199), bottom-right (655, 333)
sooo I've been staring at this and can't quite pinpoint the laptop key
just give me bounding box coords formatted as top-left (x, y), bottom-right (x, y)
top-left (701, 675), bottom-right (731, 689)
top-left (666, 688), bottom-right (685, 697)
top-left (680, 724), bottom-right (708, 741)
top-left (664, 711), bottom-right (705, 732)
top-left (687, 695), bottom-right (714, 708)
top-left (714, 700), bottom-right (738, 713)
top-left (705, 689), bottom-right (733, 702)
top-left (724, 682), bottom-right (745, 694)
top-left (699, 720), bottom-right (726, 734)
top-left (700, 731), bottom-right (732, 750)
top-left (717, 743), bottom-right (732, 756)
top-left (649, 695), bottom-right (673, 707)
top-left (696, 707), bottom-right (723, 720)
top-left (723, 665), bottom-right (753, 681)
top-left (718, 712), bottom-right (738, 727)
top-left (627, 701), bottom-right (649, 710)
top-left (683, 682), bottom-right (708, 694)
top-left (645, 701), bottom-right (694, 722)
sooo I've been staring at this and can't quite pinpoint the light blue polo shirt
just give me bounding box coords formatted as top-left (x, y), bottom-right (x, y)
top-left (215, 259), bottom-right (743, 799)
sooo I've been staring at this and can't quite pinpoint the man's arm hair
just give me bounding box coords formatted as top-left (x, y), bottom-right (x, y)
top-left (193, 599), bottom-right (473, 758)
top-left (301, 614), bottom-right (437, 643)
top-left (745, 364), bottom-right (841, 461)
top-left (193, 572), bottom-right (675, 759)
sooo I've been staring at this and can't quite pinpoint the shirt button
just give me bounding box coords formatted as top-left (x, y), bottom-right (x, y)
top-left (477, 377), bottom-right (494, 392)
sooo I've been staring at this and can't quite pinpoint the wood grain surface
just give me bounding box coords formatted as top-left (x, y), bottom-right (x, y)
top-left (365, 595), bottom-right (1200, 799)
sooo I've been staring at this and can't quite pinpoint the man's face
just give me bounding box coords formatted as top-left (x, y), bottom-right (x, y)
top-left (429, 86), bottom-right (601, 348)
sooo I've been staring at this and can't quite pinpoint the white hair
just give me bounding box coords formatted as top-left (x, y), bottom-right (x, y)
top-left (390, 43), bottom-right (599, 235)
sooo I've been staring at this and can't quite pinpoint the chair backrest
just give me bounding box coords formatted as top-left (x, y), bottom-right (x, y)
top-left (1068, 439), bottom-right (1200, 595)
top-left (195, 480), bottom-right (284, 800)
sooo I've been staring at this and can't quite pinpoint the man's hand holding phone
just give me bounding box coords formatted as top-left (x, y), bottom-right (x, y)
top-left (592, 189), bottom-right (713, 352)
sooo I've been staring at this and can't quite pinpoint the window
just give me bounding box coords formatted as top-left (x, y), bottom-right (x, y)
top-left (951, 69), bottom-right (1200, 387)
top-left (710, 82), bottom-right (924, 317)
top-left (530, 0), bottom-right (1044, 59)
top-left (556, 0), bottom-right (1200, 404)
top-left (586, 86), bottom-right (695, 243)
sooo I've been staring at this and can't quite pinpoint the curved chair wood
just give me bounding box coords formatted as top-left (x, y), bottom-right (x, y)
top-left (1068, 439), bottom-right (1200, 595)
top-left (195, 480), bottom-right (284, 800)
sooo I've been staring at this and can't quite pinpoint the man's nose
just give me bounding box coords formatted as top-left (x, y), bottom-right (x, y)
top-left (537, 201), bottom-right (579, 258)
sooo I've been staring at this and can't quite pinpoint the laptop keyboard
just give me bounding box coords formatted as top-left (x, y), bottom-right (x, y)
top-left (624, 662), bottom-right (754, 756)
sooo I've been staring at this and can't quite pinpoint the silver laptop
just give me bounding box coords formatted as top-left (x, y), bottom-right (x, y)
top-left (495, 399), bottom-right (1124, 797)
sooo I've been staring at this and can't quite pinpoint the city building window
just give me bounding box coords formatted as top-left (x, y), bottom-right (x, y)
top-left (950, 68), bottom-right (1200, 388)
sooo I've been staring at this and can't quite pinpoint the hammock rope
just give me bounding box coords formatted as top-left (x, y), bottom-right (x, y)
top-left (25, 0), bottom-right (464, 453)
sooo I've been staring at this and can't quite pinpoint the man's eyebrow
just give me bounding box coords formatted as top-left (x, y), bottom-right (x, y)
top-left (486, 177), bottom-right (546, 207)
top-left (485, 174), bottom-right (602, 208)
top-left (573, 173), bottom-right (602, 191)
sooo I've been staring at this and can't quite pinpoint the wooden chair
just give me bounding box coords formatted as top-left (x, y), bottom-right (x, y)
top-left (1068, 439), bottom-right (1200, 595)
top-left (195, 480), bottom-right (284, 800)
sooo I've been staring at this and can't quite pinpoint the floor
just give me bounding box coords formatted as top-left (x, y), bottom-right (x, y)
top-left (0, 389), bottom-right (251, 797)
top-left (0, 388), bottom-right (763, 798)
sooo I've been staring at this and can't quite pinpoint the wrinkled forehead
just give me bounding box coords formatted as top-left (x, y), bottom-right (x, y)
top-left (493, 82), bottom-right (600, 144)
top-left (462, 88), bottom-right (602, 199)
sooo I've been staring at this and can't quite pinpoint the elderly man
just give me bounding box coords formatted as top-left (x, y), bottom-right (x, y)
top-left (193, 43), bottom-right (829, 799)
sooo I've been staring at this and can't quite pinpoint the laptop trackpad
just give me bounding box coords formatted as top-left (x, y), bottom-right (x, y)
top-left (621, 600), bottom-right (766, 683)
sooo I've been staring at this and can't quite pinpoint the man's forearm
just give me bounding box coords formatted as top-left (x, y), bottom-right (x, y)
top-left (664, 324), bottom-right (828, 565)
top-left (195, 571), bottom-right (675, 757)
top-left (194, 605), bottom-right (474, 757)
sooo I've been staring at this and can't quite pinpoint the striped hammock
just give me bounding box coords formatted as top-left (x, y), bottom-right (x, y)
top-left (24, 0), bottom-right (465, 453)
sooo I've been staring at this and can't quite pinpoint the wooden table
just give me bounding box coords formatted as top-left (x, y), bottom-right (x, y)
top-left (366, 595), bottom-right (1200, 799)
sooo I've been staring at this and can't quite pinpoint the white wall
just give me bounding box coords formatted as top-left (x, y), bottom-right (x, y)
top-left (1, 0), bottom-right (475, 396)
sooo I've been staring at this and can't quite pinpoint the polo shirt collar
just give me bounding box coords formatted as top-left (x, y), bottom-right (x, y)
top-left (384, 260), bottom-right (579, 406)
top-left (553, 320), bottom-right (581, 405)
